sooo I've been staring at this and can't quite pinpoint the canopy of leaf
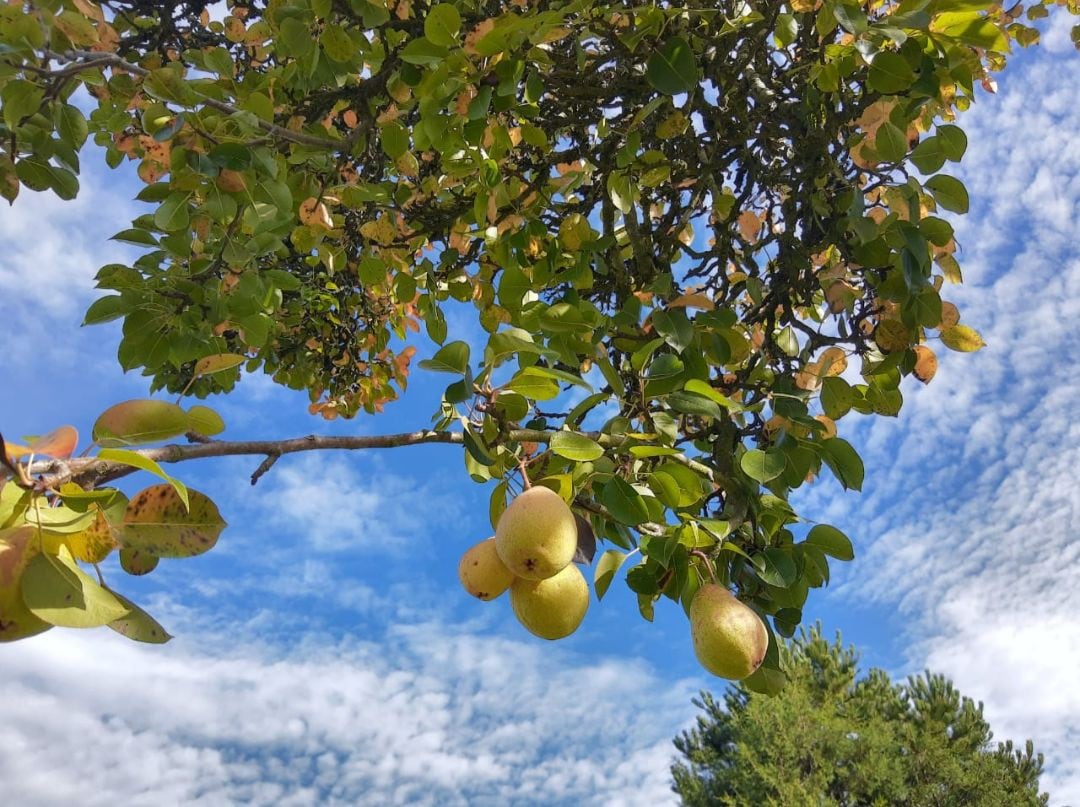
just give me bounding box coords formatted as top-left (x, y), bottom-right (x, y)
top-left (671, 626), bottom-right (1050, 807)
top-left (1, 0), bottom-right (1075, 670)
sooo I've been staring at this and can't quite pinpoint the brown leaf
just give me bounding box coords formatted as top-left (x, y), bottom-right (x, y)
top-left (940, 301), bottom-right (960, 327)
top-left (912, 346), bottom-right (938, 384)
top-left (299, 197), bottom-right (333, 230)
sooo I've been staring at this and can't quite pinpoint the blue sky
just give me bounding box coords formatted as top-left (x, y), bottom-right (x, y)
top-left (1, 17), bottom-right (1078, 805)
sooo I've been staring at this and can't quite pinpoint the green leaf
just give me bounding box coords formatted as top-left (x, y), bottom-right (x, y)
top-left (186, 405), bottom-right (225, 437)
top-left (400, 37), bottom-right (449, 65)
top-left (804, 524), bottom-right (854, 561)
top-left (97, 449), bottom-right (190, 509)
top-left (523, 365), bottom-right (592, 391)
top-left (601, 477), bottom-right (651, 525)
top-left (193, 353), bottom-right (246, 378)
top-left (646, 37), bottom-right (699, 95)
top-left (683, 379), bottom-right (739, 411)
top-left (925, 174), bottom-right (969, 214)
top-left (1, 80), bottom-right (44, 129)
top-left (868, 52), bottom-right (915, 94)
top-left (121, 485), bottom-right (226, 558)
top-left (933, 11), bottom-right (1009, 53)
top-left (418, 340), bottom-right (470, 374)
top-left (874, 121), bottom-right (908, 162)
top-left (652, 309), bottom-right (694, 352)
top-left (820, 438), bottom-right (864, 491)
top-left (594, 549), bottom-right (629, 600)
top-left (550, 431), bottom-right (604, 461)
top-left (506, 369), bottom-right (560, 400)
top-left (119, 548), bottom-right (159, 576)
top-left (937, 125), bottom-right (967, 161)
top-left (21, 545), bottom-right (130, 628)
top-left (424, 4), bottom-right (462, 47)
top-left (740, 449), bottom-right (786, 483)
top-left (821, 377), bottom-right (854, 420)
top-left (910, 136), bottom-right (947, 174)
top-left (93, 399), bottom-right (191, 447)
top-left (154, 193), bottom-right (192, 232)
top-left (107, 591), bottom-right (172, 643)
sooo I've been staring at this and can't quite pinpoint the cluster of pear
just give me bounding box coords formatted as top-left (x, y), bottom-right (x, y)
top-left (458, 485), bottom-right (770, 681)
top-left (458, 486), bottom-right (589, 640)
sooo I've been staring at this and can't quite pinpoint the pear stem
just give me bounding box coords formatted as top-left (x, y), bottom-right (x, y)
top-left (690, 549), bottom-right (718, 584)
top-left (518, 456), bottom-right (532, 490)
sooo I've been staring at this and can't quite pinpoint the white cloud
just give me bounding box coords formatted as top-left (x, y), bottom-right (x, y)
top-left (0, 621), bottom-right (697, 807)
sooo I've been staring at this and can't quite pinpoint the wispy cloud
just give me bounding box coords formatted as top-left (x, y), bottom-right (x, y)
top-left (0, 621), bottom-right (696, 806)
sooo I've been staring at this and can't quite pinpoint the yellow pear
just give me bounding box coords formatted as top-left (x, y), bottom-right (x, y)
top-left (458, 537), bottom-right (514, 601)
top-left (0, 526), bottom-right (52, 643)
top-left (510, 562), bottom-right (589, 640)
top-left (495, 485), bottom-right (577, 580)
top-left (689, 584), bottom-right (768, 680)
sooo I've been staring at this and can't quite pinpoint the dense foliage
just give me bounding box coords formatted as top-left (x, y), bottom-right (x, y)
top-left (672, 627), bottom-right (1050, 806)
top-left (0, 0), bottom-right (1077, 685)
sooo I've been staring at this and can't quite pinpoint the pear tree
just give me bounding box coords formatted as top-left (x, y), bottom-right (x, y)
top-left (1, 0), bottom-right (1077, 690)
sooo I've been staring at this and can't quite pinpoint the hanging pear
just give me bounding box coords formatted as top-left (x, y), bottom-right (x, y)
top-left (689, 584), bottom-right (768, 680)
top-left (494, 486), bottom-right (577, 580)
top-left (458, 537), bottom-right (514, 601)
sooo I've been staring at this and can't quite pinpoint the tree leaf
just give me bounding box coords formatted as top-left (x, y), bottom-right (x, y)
top-left (600, 477), bottom-right (651, 525)
top-left (741, 449), bottom-right (786, 483)
top-left (186, 405), bottom-right (225, 437)
top-left (646, 37), bottom-right (699, 95)
top-left (550, 431), bottom-right (604, 461)
top-left (121, 485), bottom-right (226, 558)
top-left (820, 438), bottom-right (864, 491)
top-left (424, 4), bottom-right (462, 47)
top-left (804, 524), bottom-right (854, 561)
top-left (119, 548), bottom-right (159, 576)
top-left (594, 549), bottom-right (628, 600)
top-left (940, 324), bottom-right (985, 352)
top-left (21, 545), bottom-right (130, 628)
top-left (107, 590), bottom-right (172, 644)
top-left (193, 353), bottom-right (246, 378)
top-left (924, 174), bottom-right (969, 214)
top-left (418, 341), bottom-right (470, 374)
top-left (93, 399), bottom-right (191, 447)
top-left (97, 449), bottom-right (189, 510)
top-left (868, 52), bottom-right (915, 94)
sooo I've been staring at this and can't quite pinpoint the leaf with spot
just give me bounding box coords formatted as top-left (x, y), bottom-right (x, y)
top-left (120, 485), bottom-right (226, 558)
top-left (107, 590), bottom-right (172, 644)
top-left (119, 547), bottom-right (159, 576)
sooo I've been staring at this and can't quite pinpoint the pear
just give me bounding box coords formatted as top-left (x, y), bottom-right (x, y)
top-left (494, 486), bottom-right (577, 580)
top-left (0, 526), bottom-right (51, 643)
top-left (689, 584), bottom-right (768, 680)
top-left (458, 537), bottom-right (514, 601)
top-left (510, 562), bottom-right (589, 640)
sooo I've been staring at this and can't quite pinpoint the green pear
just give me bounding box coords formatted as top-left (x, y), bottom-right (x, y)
top-left (0, 526), bottom-right (52, 643)
top-left (494, 486), bottom-right (577, 580)
top-left (510, 562), bottom-right (589, 640)
top-left (690, 584), bottom-right (768, 680)
top-left (458, 537), bottom-right (514, 601)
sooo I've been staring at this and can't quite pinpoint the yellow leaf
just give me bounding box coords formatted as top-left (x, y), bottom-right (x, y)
top-left (874, 319), bottom-right (911, 353)
top-left (667, 292), bottom-right (714, 310)
top-left (940, 301), bottom-right (960, 327)
top-left (298, 197), bottom-right (333, 230)
top-left (940, 325), bottom-right (985, 352)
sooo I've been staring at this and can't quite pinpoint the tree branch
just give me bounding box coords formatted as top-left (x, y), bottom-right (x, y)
top-left (45, 50), bottom-right (345, 151)
top-left (14, 425), bottom-right (717, 498)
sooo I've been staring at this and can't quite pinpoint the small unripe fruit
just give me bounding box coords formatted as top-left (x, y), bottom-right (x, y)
top-left (458, 537), bottom-right (514, 601)
top-left (690, 584), bottom-right (768, 680)
top-left (510, 562), bottom-right (589, 640)
top-left (495, 486), bottom-right (577, 580)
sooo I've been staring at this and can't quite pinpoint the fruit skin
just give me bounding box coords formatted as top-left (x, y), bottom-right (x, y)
top-left (690, 584), bottom-right (768, 680)
top-left (510, 562), bottom-right (589, 640)
top-left (495, 486), bottom-right (578, 580)
top-left (458, 537), bottom-right (514, 601)
top-left (0, 526), bottom-right (52, 643)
